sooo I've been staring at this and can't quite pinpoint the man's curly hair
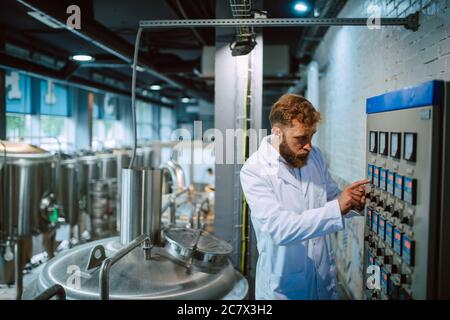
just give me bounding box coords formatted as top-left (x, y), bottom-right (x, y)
top-left (269, 94), bottom-right (321, 128)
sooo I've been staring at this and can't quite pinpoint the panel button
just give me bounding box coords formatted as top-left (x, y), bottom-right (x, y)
top-left (394, 174), bottom-right (404, 200)
top-left (402, 234), bottom-right (415, 266)
top-left (393, 227), bottom-right (403, 256)
top-left (366, 207), bottom-right (373, 228)
top-left (367, 164), bottom-right (374, 185)
top-left (373, 166), bottom-right (380, 188)
top-left (403, 177), bottom-right (417, 205)
top-left (372, 211), bottom-right (379, 234)
top-left (379, 168), bottom-right (388, 191)
top-left (387, 171), bottom-right (395, 195)
top-left (381, 268), bottom-right (390, 296)
top-left (385, 220), bottom-right (394, 248)
top-left (378, 216), bottom-right (386, 240)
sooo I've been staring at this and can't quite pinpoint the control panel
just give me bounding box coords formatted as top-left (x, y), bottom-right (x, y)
top-left (363, 81), bottom-right (450, 300)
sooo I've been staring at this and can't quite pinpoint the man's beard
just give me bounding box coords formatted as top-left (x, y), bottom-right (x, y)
top-left (279, 139), bottom-right (310, 168)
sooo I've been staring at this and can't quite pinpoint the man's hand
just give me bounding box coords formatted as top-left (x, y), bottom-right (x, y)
top-left (338, 179), bottom-right (370, 215)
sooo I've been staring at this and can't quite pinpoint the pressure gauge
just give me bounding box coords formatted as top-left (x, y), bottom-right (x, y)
top-left (404, 132), bottom-right (417, 162)
top-left (369, 131), bottom-right (378, 153)
top-left (390, 132), bottom-right (401, 159)
top-left (379, 131), bottom-right (388, 156)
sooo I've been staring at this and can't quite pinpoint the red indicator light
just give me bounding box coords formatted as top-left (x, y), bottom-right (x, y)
top-left (405, 240), bottom-right (411, 249)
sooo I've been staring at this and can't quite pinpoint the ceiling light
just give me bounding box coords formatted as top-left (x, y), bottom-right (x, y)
top-left (27, 11), bottom-right (64, 29)
top-left (71, 54), bottom-right (94, 62)
top-left (294, 2), bottom-right (309, 13)
top-left (181, 97), bottom-right (191, 103)
top-left (150, 84), bottom-right (162, 91)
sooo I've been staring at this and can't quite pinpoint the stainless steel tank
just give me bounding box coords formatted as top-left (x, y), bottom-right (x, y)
top-left (0, 141), bottom-right (56, 285)
top-left (0, 141), bottom-right (55, 237)
top-left (96, 153), bottom-right (117, 180)
top-left (27, 237), bottom-right (247, 299)
top-left (25, 167), bottom-right (248, 300)
top-left (140, 146), bottom-right (154, 168)
top-left (161, 160), bottom-right (186, 194)
top-left (55, 156), bottom-right (79, 228)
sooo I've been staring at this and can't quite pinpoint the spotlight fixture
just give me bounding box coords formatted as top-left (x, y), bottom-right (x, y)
top-left (294, 2), bottom-right (310, 13)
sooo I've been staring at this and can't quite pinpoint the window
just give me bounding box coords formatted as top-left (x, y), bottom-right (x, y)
top-left (160, 107), bottom-right (176, 142)
top-left (5, 72), bottom-right (75, 152)
top-left (93, 119), bottom-right (125, 150)
top-left (92, 93), bottom-right (123, 150)
top-left (136, 100), bottom-right (156, 143)
top-left (39, 115), bottom-right (74, 152)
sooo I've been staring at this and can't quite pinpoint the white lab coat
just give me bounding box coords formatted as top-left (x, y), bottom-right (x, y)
top-left (240, 135), bottom-right (345, 300)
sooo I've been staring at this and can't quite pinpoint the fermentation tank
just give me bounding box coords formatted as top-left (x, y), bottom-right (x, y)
top-left (0, 141), bottom-right (57, 286)
top-left (26, 167), bottom-right (248, 300)
top-left (55, 155), bottom-right (80, 236)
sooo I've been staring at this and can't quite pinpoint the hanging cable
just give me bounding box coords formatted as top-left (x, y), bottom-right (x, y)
top-left (129, 27), bottom-right (143, 169)
top-left (240, 52), bottom-right (252, 274)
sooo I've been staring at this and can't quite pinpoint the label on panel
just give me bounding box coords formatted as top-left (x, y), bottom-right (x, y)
top-left (402, 234), bottom-right (415, 266)
top-left (380, 168), bottom-right (388, 191)
top-left (378, 216), bottom-right (386, 240)
top-left (403, 177), bottom-right (417, 205)
top-left (387, 171), bottom-right (395, 194)
top-left (394, 175), bottom-right (404, 200)
top-left (393, 227), bottom-right (403, 256)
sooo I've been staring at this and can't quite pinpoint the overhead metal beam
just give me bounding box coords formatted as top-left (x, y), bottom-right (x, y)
top-left (140, 14), bottom-right (419, 31)
top-left (60, 61), bottom-right (79, 79)
top-left (0, 53), bottom-right (172, 108)
top-left (15, 0), bottom-right (213, 102)
top-left (164, 0), bottom-right (207, 46)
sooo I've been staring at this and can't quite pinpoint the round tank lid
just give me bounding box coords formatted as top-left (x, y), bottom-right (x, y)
top-left (33, 238), bottom-right (241, 300)
top-left (0, 140), bottom-right (51, 158)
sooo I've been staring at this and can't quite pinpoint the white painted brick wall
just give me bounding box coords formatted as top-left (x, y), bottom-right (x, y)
top-left (313, 0), bottom-right (450, 299)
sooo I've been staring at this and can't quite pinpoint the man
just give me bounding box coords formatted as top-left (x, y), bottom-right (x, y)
top-left (240, 94), bottom-right (368, 300)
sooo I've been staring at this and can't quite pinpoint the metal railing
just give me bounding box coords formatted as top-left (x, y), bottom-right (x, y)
top-left (99, 234), bottom-right (152, 300)
top-left (33, 284), bottom-right (66, 300)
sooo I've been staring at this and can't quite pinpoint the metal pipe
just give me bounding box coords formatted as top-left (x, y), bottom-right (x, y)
top-left (193, 197), bottom-right (210, 229)
top-left (14, 237), bottom-right (23, 300)
top-left (129, 27), bottom-right (143, 169)
top-left (33, 284), bottom-right (66, 300)
top-left (99, 234), bottom-right (150, 300)
top-left (161, 187), bottom-right (190, 225)
top-left (120, 168), bottom-right (162, 245)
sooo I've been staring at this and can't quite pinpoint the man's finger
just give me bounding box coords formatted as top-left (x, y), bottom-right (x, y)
top-left (350, 194), bottom-right (363, 203)
top-left (351, 189), bottom-right (365, 196)
top-left (348, 179), bottom-right (370, 189)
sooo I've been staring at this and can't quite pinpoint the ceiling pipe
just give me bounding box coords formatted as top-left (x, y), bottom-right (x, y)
top-left (15, 0), bottom-right (213, 102)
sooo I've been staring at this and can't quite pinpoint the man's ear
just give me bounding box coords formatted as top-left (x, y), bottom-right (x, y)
top-left (271, 127), bottom-right (283, 144)
top-left (271, 126), bottom-right (281, 136)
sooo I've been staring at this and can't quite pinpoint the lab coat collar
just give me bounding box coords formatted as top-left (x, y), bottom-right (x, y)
top-left (257, 135), bottom-right (310, 194)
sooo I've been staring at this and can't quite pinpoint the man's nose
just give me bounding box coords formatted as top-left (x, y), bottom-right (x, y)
top-left (303, 141), bottom-right (312, 152)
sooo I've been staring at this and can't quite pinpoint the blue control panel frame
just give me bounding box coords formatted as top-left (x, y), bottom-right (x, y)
top-left (366, 80), bottom-right (444, 114)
